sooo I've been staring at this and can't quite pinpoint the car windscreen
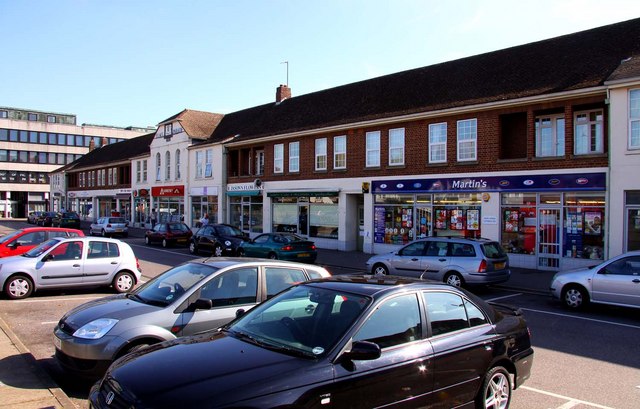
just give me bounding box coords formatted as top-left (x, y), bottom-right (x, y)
top-left (229, 284), bottom-right (370, 358)
top-left (0, 230), bottom-right (22, 244)
top-left (133, 263), bottom-right (219, 307)
top-left (62, 213), bottom-right (79, 218)
top-left (216, 225), bottom-right (243, 237)
top-left (23, 238), bottom-right (60, 257)
top-left (482, 242), bottom-right (507, 258)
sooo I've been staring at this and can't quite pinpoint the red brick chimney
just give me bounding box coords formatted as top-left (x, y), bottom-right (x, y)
top-left (276, 84), bottom-right (291, 102)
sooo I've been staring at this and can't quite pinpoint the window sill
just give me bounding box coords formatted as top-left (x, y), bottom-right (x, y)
top-left (531, 156), bottom-right (564, 162)
top-left (497, 157), bottom-right (528, 163)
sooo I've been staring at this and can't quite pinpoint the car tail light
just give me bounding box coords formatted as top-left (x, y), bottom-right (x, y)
top-left (311, 245), bottom-right (316, 250)
top-left (478, 259), bottom-right (487, 273)
top-left (281, 245), bottom-right (294, 251)
top-left (136, 257), bottom-right (141, 273)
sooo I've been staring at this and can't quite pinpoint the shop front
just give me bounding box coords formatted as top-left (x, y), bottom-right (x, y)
top-left (190, 186), bottom-right (219, 228)
top-left (371, 172), bottom-right (606, 271)
top-left (268, 191), bottom-right (340, 240)
top-left (227, 182), bottom-right (264, 235)
top-left (151, 185), bottom-right (185, 223)
top-left (133, 188), bottom-right (150, 227)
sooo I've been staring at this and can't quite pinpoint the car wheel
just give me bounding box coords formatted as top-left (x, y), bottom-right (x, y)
top-left (372, 263), bottom-right (389, 275)
top-left (213, 244), bottom-right (223, 257)
top-left (444, 272), bottom-right (464, 287)
top-left (562, 285), bottom-right (589, 309)
top-left (476, 366), bottom-right (511, 409)
top-left (162, 239), bottom-right (168, 248)
top-left (145, 236), bottom-right (151, 245)
top-left (117, 342), bottom-right (151, 359)
top-left (268, 252), bottom-right (278, 260)
top-left (113, 271), bottom-right (135, 293)
top-left (101, 229), bottom-right (108, 237)
top-left (4, 275), bottom-right (34, 300)
top-left (189, 241), bottom-right (198, 255)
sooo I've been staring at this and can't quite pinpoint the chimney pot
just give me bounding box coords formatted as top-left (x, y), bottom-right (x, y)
top-left (276, 84), bottom-right (291, 103)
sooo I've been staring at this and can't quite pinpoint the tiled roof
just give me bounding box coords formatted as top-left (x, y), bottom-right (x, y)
top-left (64, 132), bottom-right (155, 171)
top-left (210, 17), bottom-right (640, 143)
top-left (606, 55), bottom-right (640, 82)
top-left (158, 109), bottom-right (224, 139)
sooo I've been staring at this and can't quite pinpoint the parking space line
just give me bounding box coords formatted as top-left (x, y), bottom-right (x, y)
top-left (41, 321), bottom-right (58, 325)
top-left (486, 293), bottom-right (522, 302)
top-left (557, 401), bottom-right (580, 409)
top-left (521, 307), bottom-right (640, 330)
top-left (520, 386), bottom-right (615, 409)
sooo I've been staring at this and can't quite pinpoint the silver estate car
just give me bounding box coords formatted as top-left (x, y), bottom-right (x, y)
top-left (366, 237), bottom-right (510, 287)
top-left (550, 251), bottom-right (640, 310)
top-left (1, 236), bottom-right (140, 300)
top-left (54, 258), bottom-right (331, 377)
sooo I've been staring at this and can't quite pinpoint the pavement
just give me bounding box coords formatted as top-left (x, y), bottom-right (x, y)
top-left (0, 219), bottom-right (556, 408)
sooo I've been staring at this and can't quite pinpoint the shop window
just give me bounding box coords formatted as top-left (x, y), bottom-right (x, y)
top-left (626, 191), bottom-right (640, 251)
top-left (502, 207), bottom-right (537, 254)
top-left (563, 193), bottom-right (605, 260)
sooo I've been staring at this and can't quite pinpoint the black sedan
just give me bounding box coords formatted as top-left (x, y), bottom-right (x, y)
top-left (36, 211), bottom-right (57, 226)
top-left (89, 276), bottom-right (533, 408)
top-left (144, 222), bottom-right (193, 248)
top-left (189, 223), bottom-right (249, 256)
top-left (52, 211), bottom-right (81, 228)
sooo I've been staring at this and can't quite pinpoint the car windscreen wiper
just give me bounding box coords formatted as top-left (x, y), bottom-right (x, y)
top-left (226, 328), bottom-right (315, 358)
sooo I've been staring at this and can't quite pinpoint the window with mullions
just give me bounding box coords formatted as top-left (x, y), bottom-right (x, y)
top-left (165, 151), bottom-right (171, 181)
top-left (457, 119), bottom-right (477, 161)
top-left (630, 89), bottom-right (640, 149)
top-left (195, 151), bottom-right (204, 178)
top-left (429, 123), bottom-right (447, 163)
top-left (274, 144), bottom-right (284, 173)
top-left (315, 138), bottom-right (327, 171)
top-left (574, 109), bottom-right (603, 155)
top-left (156, 153), bottom-right (161, 181)
top-left (289, 141), bottom-right (299, 172)
top-left (366, 131), bottom-right (381, 167)
top-left (535, 115), bottom-right (565, 157)
top-left (175, 149), bottom-right (181, 180)
top-left (389, 128), bottom-right (405, 166)
top-left (334, 135), bottom-right (346, 169)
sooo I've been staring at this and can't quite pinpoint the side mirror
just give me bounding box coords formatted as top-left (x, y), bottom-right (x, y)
top-left (8, 241), bottom-right (19, 249)
top-left (192, 298), bottom-right (213, 310)
top-left (341, 341), bottom-right (381, 361)
top-left (235, 308), bottom-right (246, 319)
top-left (42, 254), bottom-right (54, 262)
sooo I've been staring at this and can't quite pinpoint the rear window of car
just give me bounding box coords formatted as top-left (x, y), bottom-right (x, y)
top-left (168, 223), bottom-right (189, 232)
top-left (62, 212), bottom-right (79, 218)
top-left (481, 242), bottom-right (507, 258)
top-left (108, 217), bottom-right (126, 223)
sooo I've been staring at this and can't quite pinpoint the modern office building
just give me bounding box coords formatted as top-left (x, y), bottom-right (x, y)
top-left (0, 106), bottom-right (153, 217)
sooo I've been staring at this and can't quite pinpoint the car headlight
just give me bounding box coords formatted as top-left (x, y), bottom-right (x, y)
top-left (73, 318), bottom-right (119, 339)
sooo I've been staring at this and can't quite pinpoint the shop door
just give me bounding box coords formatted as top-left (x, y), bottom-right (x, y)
top-left (538, 208), bottom-right (561, 270)
top-left (626, 208), bottom-right (640, 251)
top-left (241, 203), bottom-right (251, 233)
top-left (415, 207), bottom-right (431, 240)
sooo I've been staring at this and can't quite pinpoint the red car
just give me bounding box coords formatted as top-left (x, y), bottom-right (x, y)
top-left (0, 227), bottom-right (85, 258)
top-left (145, 222), bottom-right (193, 248)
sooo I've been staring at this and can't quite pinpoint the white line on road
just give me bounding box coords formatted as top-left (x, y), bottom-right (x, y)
top-left (521, 307), bottom-right (640, 330)
top-left (41, 321), bottom-right (58, 325)
top-left (557, 401), bottom-right (580, 409)
top-left (520, 386), bottom-right (615, 409)
top-left (486, 293), bottom-right (522, 302)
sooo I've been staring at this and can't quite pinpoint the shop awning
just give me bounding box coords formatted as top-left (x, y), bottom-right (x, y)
top-left (267, 191), bottom-right (339, 198)
top-left (227, 190), bottom-right (261, 196)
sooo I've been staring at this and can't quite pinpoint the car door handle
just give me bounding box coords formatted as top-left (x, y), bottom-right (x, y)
top-left (72, 264), bottom-right (81, 268)
top-left (411, 258), bottom-right (419, 261)
top-left (111, 261), bottom-right (118, 265)
top-left (633, 279), bottom-right (640, 283)
top-left (438, 258), bottom-right (447, 262)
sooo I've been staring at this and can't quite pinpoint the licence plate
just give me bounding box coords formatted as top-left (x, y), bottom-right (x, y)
top-left (115, 228), bottom-right (123, 232)
top-left (494, 262), bottom-right (505, 270)
top-left (53, 334), bottom-right (62, 350)
top-left (177, 238), bottom-right (186, 243)
top-left (297, 253), bottom-right (309, 258)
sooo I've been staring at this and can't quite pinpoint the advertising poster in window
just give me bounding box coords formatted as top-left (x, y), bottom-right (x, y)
top-left (504, 210), bottom-right (519, 232)
top-left (467, 209), bottom-right (479, 230)
top-left (450, 209), bottom-right (464, 230)
top-left (374, 206), bottom-right (386, 243)
top-left (584, 211), bottom-right (602, 235)
top-left (435, 209), bottom-right (447, 229)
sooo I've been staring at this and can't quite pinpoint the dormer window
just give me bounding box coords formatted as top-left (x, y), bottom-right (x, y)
top-left (164, 123), bottom-right (173, 139)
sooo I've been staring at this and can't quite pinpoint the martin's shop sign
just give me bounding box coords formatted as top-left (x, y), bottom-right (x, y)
top-left (372, 172), bottom-right (606, 194)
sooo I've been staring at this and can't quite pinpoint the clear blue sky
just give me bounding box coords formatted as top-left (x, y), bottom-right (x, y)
top-left (2, 0), bottom-right (639, 128)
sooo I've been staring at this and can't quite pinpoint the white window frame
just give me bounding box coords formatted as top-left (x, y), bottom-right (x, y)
top-left (535, 115), bottom-right (565, 157)
top-left (574, 109), bottom-right (604, 155)
top-left (165, 151), bottom-right (171, 181)
top-left (142, 160), bottom-right (147, 182)
top-left (366, 131), bottom-right (381, 167)
top-left (428, 123), bottom-right (447, 163)
top-left (205, 149), bottom-right (213, 178)
top-left (175, 149), bottom-right (181, 180)
top-left (195, 151), bottom-right (204, 179)
top-left (457, 119), bottom-right (477, 162)
top-left (255, 150), bottom-right (264, 176)
top-left (164, 123), bottom-right (172, 137)
top-left (334, 135), bottom-right (347, 169)
top-left (315, 138), bottom-right (327, 171)
top-left (388, 128), bottom-right (405, 166)
top-left (289, 141), bottom-right (299, 172)
top-left (274, 144), bottom-right (284, 173)
top-left (136, 161), bottom-right (141, 183)
top-left (155, 153), bottom-right (161, 181)
top-left (630, 89), bottom-right (640, 149)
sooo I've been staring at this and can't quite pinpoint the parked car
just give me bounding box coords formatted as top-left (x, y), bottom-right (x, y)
top-left (366, 237), bottom-right (511, 287)
top-left (36, 211), bottom-right (57, 226)
top-left (1, 237), bottom-right (140, 300)
top-left (189, 223), bottom-right (249, 256)
top-left (0, 227), bottom-right (84, 258)
top-left (88, 275), bottom-right (533, 408)
top-left (54, 258), bottom-right (330, 378)
top-left (52, 211), bottom-right (81, 229)
top-left (238, 232), bottom-right (317, 262)
top-left (27, 211), bottom-right (44, 224)
top-left (89, 217), bottom-right (129, 237)
top-left (550, 250), bottom-right (640, 310)
top-left (145, 222), bottom-right (192, 247)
